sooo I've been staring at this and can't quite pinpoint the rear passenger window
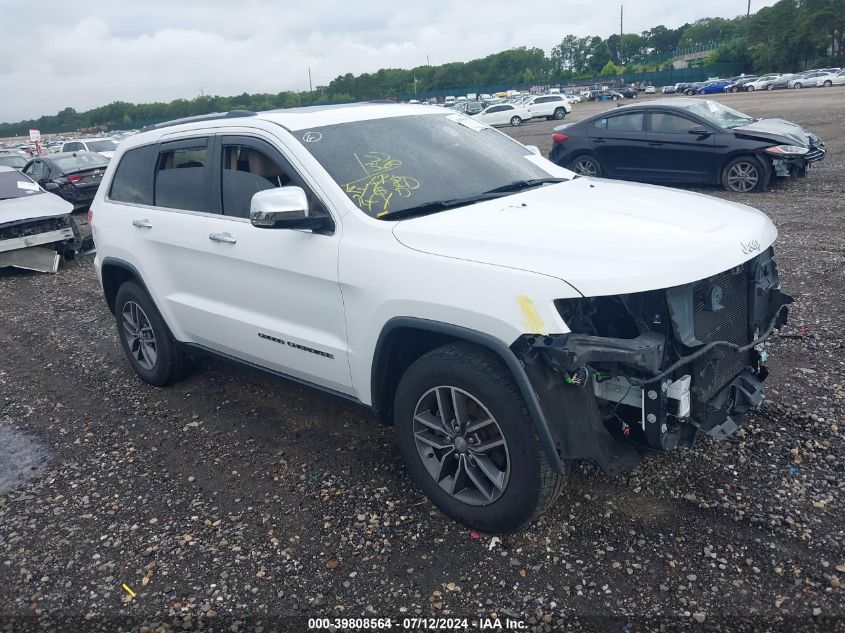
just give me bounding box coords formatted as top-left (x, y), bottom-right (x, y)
top-left (109, 145), bottom-right (156, 205)
top-left (606, 113), bottom-right (644, 132)
top-left (154, 145), bottom-right (210, 211)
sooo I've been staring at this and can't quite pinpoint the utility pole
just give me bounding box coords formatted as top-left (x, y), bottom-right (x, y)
top-left (747, 0), bottom-right (751, 18)
top-left (308, 67), bottom-right (313, 92)
top-left (620, 5), bottom-right (624, 65)
top-left (427, 54), bottom-right (430, 66)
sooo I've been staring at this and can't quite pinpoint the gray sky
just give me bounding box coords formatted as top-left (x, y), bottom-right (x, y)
top-left (0, 0), bottom-right (774, 123)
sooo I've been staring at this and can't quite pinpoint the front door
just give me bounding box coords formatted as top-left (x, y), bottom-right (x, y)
top-left (642, 112), bottom-right (716, 183)
top-left (198, 135), bottom-right (352, 394)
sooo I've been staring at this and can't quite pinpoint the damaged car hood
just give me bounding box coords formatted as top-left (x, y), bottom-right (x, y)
top-left (1, 191), bottom-right (73, 225)
top-left (392, 177), bottom-right (778, 297)
top-left (731, 118), bottom-right (818, 146)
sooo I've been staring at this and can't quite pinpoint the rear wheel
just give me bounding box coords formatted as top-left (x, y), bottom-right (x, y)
top-left (569, 154), bottom-right (602, 177)
top-left (394, 343), bottom-right (565, 533)
top-left (793, 82), bottom-right (802, 89)
top-left (114, 281), bottom-right (192, 386)
top-left (731, 87), bottom-right (739, 93)
top-left (823, 80), bottom-right (832, 87)
top-left (510, 116), bottom-right (522, 127)
top-left (767, 83), bottom-right (775, 90)
top-left (721, 155), bottom-right (767, 193)
top-left (747, 85), bottom-right (755, 92)
top-left (553, 108), bottom-right (566, 120)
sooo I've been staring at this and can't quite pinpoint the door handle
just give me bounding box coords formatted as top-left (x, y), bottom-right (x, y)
top-left (132, 219), bottom-right (152, 229)
top-left (647, 141), bottom-right (663, 146)
top-left (209, 232), bottom-right (237, 244)
top-left (593, 138), bottom-right (606, 143)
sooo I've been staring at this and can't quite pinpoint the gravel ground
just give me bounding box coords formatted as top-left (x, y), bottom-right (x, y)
top-left (1, 89), bottom-right (843, 633)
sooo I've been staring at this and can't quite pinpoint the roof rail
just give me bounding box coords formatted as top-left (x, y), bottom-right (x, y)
top-left (140, 110), bottom-right (257, 132)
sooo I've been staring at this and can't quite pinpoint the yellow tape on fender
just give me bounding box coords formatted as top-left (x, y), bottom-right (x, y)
top-left (516, 295), bottom-right (548, 335)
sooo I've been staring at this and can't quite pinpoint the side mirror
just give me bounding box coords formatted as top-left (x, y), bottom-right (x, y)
top-left (689, 127), bottom-right (711, 136)
top-left (44, 182), bottom-right (59, 190)
top-left (249, 187), bottom-right (328, 231)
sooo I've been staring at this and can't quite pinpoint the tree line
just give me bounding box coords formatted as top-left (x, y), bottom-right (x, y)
top-left (1, 0), bottom-right (841, 137)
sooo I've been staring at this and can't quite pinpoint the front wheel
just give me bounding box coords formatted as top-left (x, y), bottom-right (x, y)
top-left (394, 343), bottom-right (565, 533)
top-left (721, 155), bottom-right (767, 193)
top-left (553, 108), bottom-right (566, 120)
top-left (510, 116), bottom-right (522, 126)
top-left (569, 154), bottom-right (602, 177)
top-left (731, 87), bottom-right (738, 93)
top-left (747, 85), bottom-right (755, 92)
top-left (767, 84), bottom-right (774, 90)
top-left (823, 80), bottom-right (832, 87)
top-left (793, 83), bottom-right (802, 89)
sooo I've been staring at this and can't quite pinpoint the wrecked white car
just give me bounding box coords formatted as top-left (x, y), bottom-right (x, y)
top-left (0, 166), bottom-right (82, 273)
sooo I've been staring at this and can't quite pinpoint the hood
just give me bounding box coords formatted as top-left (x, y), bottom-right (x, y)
top-left (732, 118), bottom-right (818, 147)
top-left (392, 177), bottom-right (777, 297)
top-left (0, 190), bottom-right (73, 225)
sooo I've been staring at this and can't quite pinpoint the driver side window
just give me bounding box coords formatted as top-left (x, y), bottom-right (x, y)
top-left (221, 144), bottom-right (292, 218)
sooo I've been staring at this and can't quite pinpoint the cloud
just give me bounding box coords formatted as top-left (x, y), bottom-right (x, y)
top-left (0, 0), bottom-right (774, 122)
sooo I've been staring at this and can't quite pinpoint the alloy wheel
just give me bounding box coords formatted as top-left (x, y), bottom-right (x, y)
top-left (573, 158), bottom-right (598, 176)
top-left (412, 386), bottom-right (510, 506)
top-left (726, 162), bottom-right (759, 193)
top-left (121, 301), bottom-right (158, 370)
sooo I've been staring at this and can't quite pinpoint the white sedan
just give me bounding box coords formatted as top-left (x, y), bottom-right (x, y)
top-left (473, 103), bottom-right (531, 127)
top-left (789, 71), bottom-right (838, 88)
top-left (832, 69), bottom-right (845, 85)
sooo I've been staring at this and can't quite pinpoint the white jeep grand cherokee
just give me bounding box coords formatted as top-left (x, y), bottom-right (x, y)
top-left (91, 104), bottom-right (791, 533)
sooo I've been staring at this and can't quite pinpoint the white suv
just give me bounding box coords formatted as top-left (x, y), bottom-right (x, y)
top-left (91, 105), bottom-right (791, 533)
top-left (522, 94), bottom-right (572, 120)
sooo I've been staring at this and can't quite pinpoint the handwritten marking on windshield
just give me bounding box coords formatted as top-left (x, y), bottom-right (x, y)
top-left (343, 151), bottom-right (420, 216)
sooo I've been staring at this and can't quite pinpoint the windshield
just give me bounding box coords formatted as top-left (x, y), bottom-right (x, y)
top-left (297, 113), bottom-right (560, 219)
top-left (86, 139), bottom-right (117, 152)
top-left (683, 100), bottom-right (755, 129)
top-left (54, 153), bottom-right (109, 172)
top-left (0, 155), bottom-right (26, 169)
top-left (0, 171), bottom-right (43, 200)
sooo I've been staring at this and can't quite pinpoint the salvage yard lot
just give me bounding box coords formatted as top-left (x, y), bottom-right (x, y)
top-left (1, 89), bottom-right (843, 632)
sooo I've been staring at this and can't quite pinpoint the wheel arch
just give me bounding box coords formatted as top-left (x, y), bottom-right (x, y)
top-left (100, 257), bottom-right (152, 315)
top-left (719, 150), bottom-right (772, 185)
top-left (370, 317), bottom-right (565, 473)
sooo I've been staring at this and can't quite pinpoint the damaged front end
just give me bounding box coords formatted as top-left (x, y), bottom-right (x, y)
top-left (513, 248), bottom-right (792, 476)
top-left (0, 214), bottom-right (84, 273)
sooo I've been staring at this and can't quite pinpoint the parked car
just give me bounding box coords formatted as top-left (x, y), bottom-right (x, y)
top-left (832, 69), bottom-right (845, 86)
top-left (682, 82), bottom-right (707, 95)
top-left (522, 94), bottom-right (572, 120)
top-left (474, 103), bottom-right (530, 126)
top-left (455, 101), bottom-right (484, 115)
top-left (770, 73), bottom-right (802, 89)
top-left (723, 76), bottom-right (758, 92)
top-left (661, 85), bottom-right (677, 94)
top-left (62, 138), bottom-right (119, 159)
top-left (549, 98), bottom-right (825, 192)
top-left (589, 90), bottom-right (623, 101)
top-left (617, 87), bottom-right (638, 99)
top-left (789, 71), bottom-right (838, 88)
top-left (744, 75), bottom-right (780, 91)
top-left (90, 104), bottom-right (791, 533)
top-left (0, 151), bottom-right (28, 170)
top-left (696, 80), bottom-right (731, 94)
top-left (644, 85), bottom-right (656, 94)
top-left (0, 167), bottom-right (81, 273)
top-left (22, 151), bottom-right (110, 209)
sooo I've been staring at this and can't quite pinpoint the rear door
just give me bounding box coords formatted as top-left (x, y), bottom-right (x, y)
top-left (587, 111), bottom-right (647, 180)
top-left (198, 134), bottom-right (352, 393)
top-left (641, 110), bottom-right (717, 183)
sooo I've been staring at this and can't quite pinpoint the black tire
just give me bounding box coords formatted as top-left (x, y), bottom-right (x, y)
top-left (569, 154), bottom-right (602, 177)
top-left (114, 281), bottom-right (192, 386)
top-left (823, 80), bottom-right (832, 87)
top-left (552, 107), bottom-right (566, 120)
top-left (766, 83), bottom-right (774, 91)
top-left (731, 87), bottom-right (738, 93)
top-left (721, 155), bottom-right (768, 193)
top-left (510, 116), bottom-right (522, 126)
top-left (793, 83), bottom-right (802, 89)
top-left (746, 85), bottom-right (755, 92)
top-left (394, 343), bottom-right (565, 533)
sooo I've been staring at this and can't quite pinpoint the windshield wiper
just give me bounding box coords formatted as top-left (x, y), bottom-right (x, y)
top-left (379, 178), bottom-right (568, 221)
